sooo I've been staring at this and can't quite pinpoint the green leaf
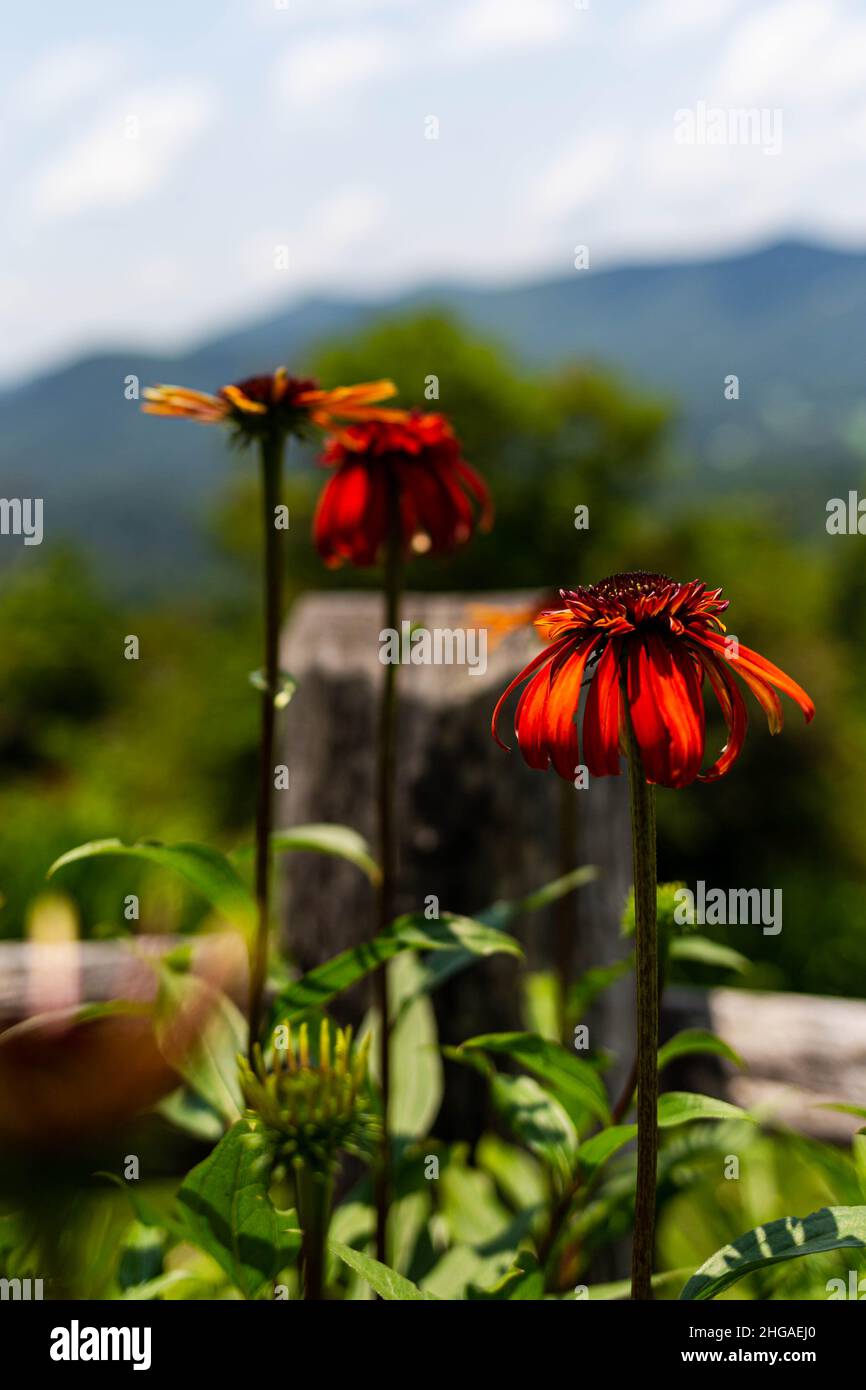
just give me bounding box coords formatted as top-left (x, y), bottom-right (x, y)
top-left (467, 1251), bottom-right (545, 1300)
top-left (657, 1029), bottom-right (744, 1073)
top-left (410, 867), bottom-right (597, 1005)
top-left (273, 913), bottom-right (521, 1019)
top-left (576, 1125), bottom-right (638, 1184)
top-left (236, 824), bottom-right (381, 885)
top-left (476, 1134), bottom-right (547, 1209)
top-left (820, 1103), bottom-right (866, 1121)
top-left (461, 1032), bottom-right (610, 1127)
top-left (490, 1073), bottom-right (577, 1179)
top-left (393, 913), bottom-right (523, 958)
top-left (579, 1268), bottom-right (691, 1301)
top-left (521, 971), bottom-right (560, 1041)
top-left (120, 1270), bottom-right (218, 1301)
top-left (49, 839), bottom-right (256, 932)
top-left (329, 1239), bottom-right (439, 1300)
top-left (668, 936), bottom-right (748, 974)
top-left (156, 1087), bottom-right (224, 1143)
top-left (658, 1091), bottom-right (752, 1128)
top-left (154, 966), bottom-right (246, 1124)
top-left (178, 1119), bottom-right (301, 1299)
top-left (384, 953), bottom-right (443, 1140)
top-left (679, 1206), bottom-right (866, 1300)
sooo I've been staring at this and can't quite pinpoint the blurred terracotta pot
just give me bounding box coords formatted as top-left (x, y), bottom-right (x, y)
top-left (0, 933), bottom-right (247, 1148)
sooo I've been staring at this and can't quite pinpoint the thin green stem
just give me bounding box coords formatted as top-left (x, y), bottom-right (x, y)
top-left (374, 484), bottom-right (402, 1266)
top-left (248, 430), bottom-right (287, 1061)
top-left (624, 702), bottom-right (658, 1301)
top-left (296, 1164), bottom-right (332, 1301)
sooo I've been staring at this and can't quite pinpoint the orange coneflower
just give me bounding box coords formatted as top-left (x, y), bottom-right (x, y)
top-left (492, 571), bottom-right (814, 790)
top-left (142, 368), bottom-right (403, 442)
top-left (313, 411), bottom-right (492, 568)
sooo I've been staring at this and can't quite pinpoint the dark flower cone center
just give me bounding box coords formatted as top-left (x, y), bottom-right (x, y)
top-left (584, 571), bottom-right (674, 603)
top-left (224, 374), bottom-right (319, 407)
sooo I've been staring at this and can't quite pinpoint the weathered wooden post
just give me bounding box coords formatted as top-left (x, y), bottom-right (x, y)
top-left (278, 590), bottom-right (635, 1134)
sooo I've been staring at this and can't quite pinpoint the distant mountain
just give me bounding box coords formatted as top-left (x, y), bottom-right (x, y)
top-left (2, 240), bottom-right (864, 594)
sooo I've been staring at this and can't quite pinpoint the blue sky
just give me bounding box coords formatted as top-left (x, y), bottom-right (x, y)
top-left (3, 0), bottom-right (866, 383)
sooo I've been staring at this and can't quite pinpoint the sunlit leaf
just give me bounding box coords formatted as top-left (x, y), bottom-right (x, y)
top-left (273, 914), bottom-right (521, 1019)
top-left (679, 1206), bottom-right (866, 1300)
top-left (154, 965), bottom-right (246, 1124)
top-left (329, 1239), bottom-right (439, 1300)
top-left (49, 839), bottom-right (256, 932)
top-left (233, 824), bottom-right (381, 885)
top-left (178, 1119), bottom-right (301, 1300)
top-left (490, 1073), bottom-right (577, 1179)
top-left (576, 1124), bottom-right (638, 1184)
top-left (657, 1091), bottom-right (752, 1128)
top-left (657, 1029), bottom-right (744, 1073)
top-left (461, 1031), bottom-right (610, 1127)
top-left (467, 1250), bottom-right (545, 1300)
top-left (410, 867), bottom-right (597, 1006)
top-left (668, 936), bottom-right (748, 974)
top-left (269, 824), bottom-right (380, 884)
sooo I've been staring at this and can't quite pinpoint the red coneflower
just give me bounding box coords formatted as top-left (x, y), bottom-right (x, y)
top-left (492, 571), bottom-right (814, 790)
top-left (143, 369), bottom-right (402, 441)
top-left (313, 411), bottom-right (492, 568)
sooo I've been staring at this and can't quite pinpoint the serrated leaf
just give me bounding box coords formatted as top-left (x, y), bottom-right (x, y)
top-left (679, 1206), bottom-right (866, 1300)
top-left (178, 1119), bottom-right (301, 1299)
top-left (329, 1239), bottom-right (439, 1300)
top-left (658, 1091), bottom-right (752, 1128)
top-left (657, 1029), bottom-right (744, 1073)
top-left (49, 839), bottom-right (256, 932)
top-left (461, 1032), bottom-right (610, 1127)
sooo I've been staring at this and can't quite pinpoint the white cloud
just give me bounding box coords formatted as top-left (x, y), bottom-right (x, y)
top-left (713, 0), bottom-right (837, 103)
top-left (11, 39), bottom-right (124, 121)
top-left (262, 0), bottom-right (415, 19)
top-left (532, 133), bottom-right (623, 220)
top-left (628, 0), bottom-right (746, 45)
top-left (273, 33), bottom-right (396, 107)
top-left (449, 0), bottom-right (571, 54)
top-left (239, 186), bottom-right (387, 291)
top-left (27, 85), bottom-right (215, 221)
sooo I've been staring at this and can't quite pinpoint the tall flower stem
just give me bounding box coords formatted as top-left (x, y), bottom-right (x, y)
top-left (624, 702), bottom-right (658, 1301)
top-left (374, 483), bottom-right (402, 1265)
top-left (295, 1164), bottom-right (332, 1302)
top-left (248, 430), bottom-right (287, 1060)
top-left (555, 778), bottom-right (578, 1042)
